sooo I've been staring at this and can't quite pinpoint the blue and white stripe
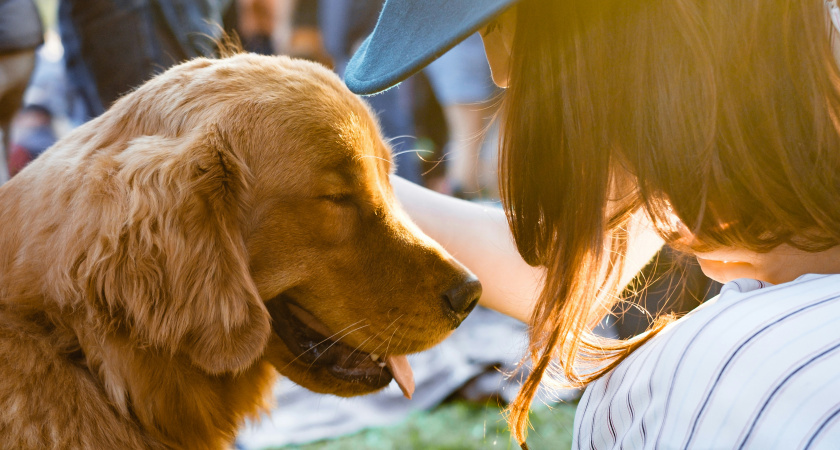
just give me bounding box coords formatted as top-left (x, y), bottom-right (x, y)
top-left (573, 274), bottom-right (840, 449)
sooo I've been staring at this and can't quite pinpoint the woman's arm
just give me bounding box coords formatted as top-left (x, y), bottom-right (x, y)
top-left (392, 177), bottom-right (664, 323)
top-left (392, 176), bottom-right (543, 322)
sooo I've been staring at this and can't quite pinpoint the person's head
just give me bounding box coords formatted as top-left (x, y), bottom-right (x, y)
top-left (495, 0), bottom-right (840, 442)
top-left (347, 0), bottom-right (840, 445)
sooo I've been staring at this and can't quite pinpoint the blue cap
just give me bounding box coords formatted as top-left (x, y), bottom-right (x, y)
top-left (344, 0), bottom-right (518, 95)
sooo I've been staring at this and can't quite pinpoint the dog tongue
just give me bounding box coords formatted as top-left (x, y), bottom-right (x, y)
top-left (385, 355), bottom-right (414, 399)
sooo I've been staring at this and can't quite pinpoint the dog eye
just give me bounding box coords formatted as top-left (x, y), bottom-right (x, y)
top-left (321, 193), bottom-right (353, 204)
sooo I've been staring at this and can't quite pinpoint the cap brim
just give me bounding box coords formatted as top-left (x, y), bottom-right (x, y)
top-left (345, 0), bottom-right (517, 95)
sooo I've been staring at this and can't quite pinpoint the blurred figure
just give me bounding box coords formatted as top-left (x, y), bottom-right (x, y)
top-left (318, 0), bottom-right (422, 184)
top-left (58, 0), bottom-right (231, 120)
top-left (285, 0), bottom-right (333, 67)
top-left (0, 0), bottom-right (43, 184)
top-left (7, 31), bottom-right (72, 178)
top-left (424, 34), bottom-right (499, 200)
top-left (236, 0), bottom-right (278, 54)
top-left (22, 31), bottom-right (83, 130)
top-left (8, 104), bottom-right (56, 177)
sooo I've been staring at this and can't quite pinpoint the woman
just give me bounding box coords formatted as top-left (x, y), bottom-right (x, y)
top-left (345, 0), bottom-right (840, 448)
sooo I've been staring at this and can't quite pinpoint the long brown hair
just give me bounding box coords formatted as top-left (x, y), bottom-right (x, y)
top-left (499, 0), bottom-right (840, 445)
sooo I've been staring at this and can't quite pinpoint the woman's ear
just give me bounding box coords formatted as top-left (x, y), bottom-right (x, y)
top-left (101, 126), bottom-right (270, 374)
top-left (480, 6), bottom-right (516, 88)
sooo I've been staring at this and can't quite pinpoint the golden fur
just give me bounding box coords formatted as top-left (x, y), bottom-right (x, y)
top-left (0, 54), bottom-right (478, 449)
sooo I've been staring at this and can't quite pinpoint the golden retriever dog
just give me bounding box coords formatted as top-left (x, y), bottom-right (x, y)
top-left (0, 53), bottom-right (480, 449)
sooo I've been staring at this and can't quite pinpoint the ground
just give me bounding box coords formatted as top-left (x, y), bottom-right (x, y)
top-left (276, 400), bottom-right (578, 450)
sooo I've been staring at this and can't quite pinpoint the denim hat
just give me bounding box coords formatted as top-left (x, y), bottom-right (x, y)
top-left (344, 0), bottom-right (519, 95)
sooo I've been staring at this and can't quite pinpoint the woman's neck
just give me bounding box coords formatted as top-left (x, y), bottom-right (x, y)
top-left (695, 244), bottom-right (840, 285)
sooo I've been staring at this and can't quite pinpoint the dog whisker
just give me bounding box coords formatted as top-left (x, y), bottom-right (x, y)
top-left (381, 325), bottom-right (401, 363)
top-left (343, 314), bottom-right (405, 366)
top-left (364, 314), bottom-right (405, 358)
top-left (359, 320), bottom-right (402, 375)
top-left (355, 148), bottom-right (434, 167)
top-left (342, 334), bottom-right (378, 366)
top-left (391, 328), bottom-right (409, 358)
top-left (419, 148), bottom-right (459, 176)
top-left (375, 325), bottom-right (402, 380)
top-left (390, 148), bottom-right (434, 158)
top-left (383, 134), bottom-right (417, 145)
top-left (341, 325), bottom-right (389, 364)
top-left (305, 323), bottom-right (372, 368)
top-left (354, 154), bottom-right (392, 165)
top-left (319, 319), bottom-right (368, 343)
top-left (279, 320), bottom-right (368, 371)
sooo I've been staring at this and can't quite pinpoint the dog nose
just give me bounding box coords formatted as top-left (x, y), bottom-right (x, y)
top-left (443, 275), bottom-right (482, 318)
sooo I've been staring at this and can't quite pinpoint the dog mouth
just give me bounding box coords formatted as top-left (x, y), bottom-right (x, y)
top-left (266, 296), bottom-right (415, 399)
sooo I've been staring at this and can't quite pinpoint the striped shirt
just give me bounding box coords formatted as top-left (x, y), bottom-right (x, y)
top-left (573, 273), bottom-right (840, 449)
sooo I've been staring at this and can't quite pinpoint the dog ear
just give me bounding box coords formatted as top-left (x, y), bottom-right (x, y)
top-left (98, 126), bottom-right (270, 374)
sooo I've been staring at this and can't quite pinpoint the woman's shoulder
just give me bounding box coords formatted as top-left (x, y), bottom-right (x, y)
top-left (647, 273), bottom-right (840, 355)
top-left (628, 273), bottom-right (840, 386)
top-left (574, 273), bottom-right (840, 450)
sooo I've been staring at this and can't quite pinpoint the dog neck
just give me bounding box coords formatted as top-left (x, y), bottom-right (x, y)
top-left (72, 321), bottom-right (276, 448)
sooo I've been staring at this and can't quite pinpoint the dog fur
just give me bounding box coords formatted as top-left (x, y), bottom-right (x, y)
top-left (0, 54), bottom-right (478, 449)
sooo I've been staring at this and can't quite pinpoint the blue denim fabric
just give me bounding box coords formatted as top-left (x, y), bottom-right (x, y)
top-left (59, 0), bottom-right (227, 119)
top-left (424, 33), bottom-right (496, 106)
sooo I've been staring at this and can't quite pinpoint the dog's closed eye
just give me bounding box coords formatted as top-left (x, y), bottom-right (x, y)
top-left (321, 193), bottom-right (354, 204)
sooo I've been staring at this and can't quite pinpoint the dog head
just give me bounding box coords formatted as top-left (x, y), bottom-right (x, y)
top-left (222, 55), bottom-right (482, 397)
top-left (45, 54), bottom-right (480, 397)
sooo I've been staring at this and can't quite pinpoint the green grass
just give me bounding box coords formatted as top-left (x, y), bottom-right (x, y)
top-left (274, 400), bottom-right (578, 450)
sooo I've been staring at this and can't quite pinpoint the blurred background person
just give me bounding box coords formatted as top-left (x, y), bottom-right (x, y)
top-left (7, 30), bottom-right (70, 177)
top-left (318, 0), bottom-right (421, 184)
top-left (58, 0), bottom-right (233, 121)
top-left (424, 33), bottom-right (499, 200)
top-left (0, 0), bottom-right (43, 184)
top-left (284, 0), bottom-right (333, 67)
top-left (235, 0), bottom-right (277, 55)
top-left (8, 103), bottom-right (55, 177)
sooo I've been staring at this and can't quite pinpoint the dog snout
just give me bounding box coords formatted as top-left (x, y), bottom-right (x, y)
top-left (442, 274), bottom-right (481, 322)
